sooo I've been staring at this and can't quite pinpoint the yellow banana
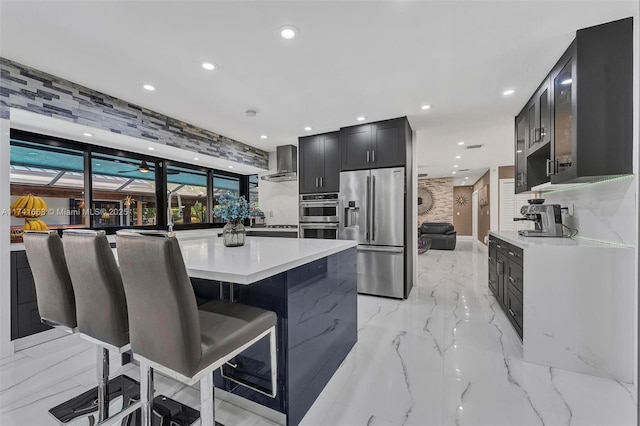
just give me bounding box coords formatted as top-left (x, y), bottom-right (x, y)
top-left (24, 195), bottom-right (34, 215)
top-left (24, 220), bottom-right (31, 231)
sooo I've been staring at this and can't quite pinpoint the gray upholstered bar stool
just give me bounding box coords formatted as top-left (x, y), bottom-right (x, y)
top-left (62, 229), bottom-right (131, 422)
top-left (22, 230), bottom-right (77, 333)
top-left (115, 231), bottom-right (278, 426)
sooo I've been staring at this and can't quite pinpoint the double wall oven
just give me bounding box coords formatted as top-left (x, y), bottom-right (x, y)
top-left (299, 193), bottom-right (340, 239)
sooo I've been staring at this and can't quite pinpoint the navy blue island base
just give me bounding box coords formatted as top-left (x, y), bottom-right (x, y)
top-left (191, 247), bottom-right (358, 426)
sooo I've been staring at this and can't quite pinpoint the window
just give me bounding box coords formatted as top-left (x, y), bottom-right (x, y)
top-left (249, 175), bottom-right (259, 210)
top-left (9, 138), bottom-right (87, 231)
top-left (167, 164), bottom-right (209, 225)
top-left (91, 152), bottom-right (157, 228)
top-left (9, 130), bottom-right (251, 232)
top-left (212, 174), bottom-right (241, 224)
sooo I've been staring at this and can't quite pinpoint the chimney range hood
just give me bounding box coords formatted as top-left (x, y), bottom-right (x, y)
top-left (260, 145), bottom-right (297, 182)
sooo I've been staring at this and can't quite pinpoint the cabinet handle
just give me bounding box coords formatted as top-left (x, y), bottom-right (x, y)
top-left (508, 308), bottom-right (516, 318)
top-left (366, 151), bottom-right (370, 163)
top-left (320, 176), bottom-right (324, 187)
top-left (496, 244), bottom-right (503, 249)
top-left (497, 260), bottom-right (504, 275)
top-left (508, 251), bottom-right (519, 258)
top-left (488, 256), bottom-right (493, 262)
top-left (508, 276), bottom-right (515, 284)
top-left (372, 150), bottom-right (375, 163)
top-left (315, 177), bottom-right (319, 188)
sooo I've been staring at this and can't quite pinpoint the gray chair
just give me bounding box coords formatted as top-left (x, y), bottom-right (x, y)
top-left (23, 231), bottom-right (77, 332)
top-left (62, 229), bottom-right (130, 422)
top-left (115, 231), bottom-right (278, 426)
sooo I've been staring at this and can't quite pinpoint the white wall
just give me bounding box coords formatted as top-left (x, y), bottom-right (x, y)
top-left (1, 118), bottom-right (12, 358)
top-left (257, 151), bottom-right (299, 226)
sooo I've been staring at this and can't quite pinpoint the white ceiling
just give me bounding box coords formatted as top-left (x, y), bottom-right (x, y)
top-left (1, 1), bottom-right (637, 185)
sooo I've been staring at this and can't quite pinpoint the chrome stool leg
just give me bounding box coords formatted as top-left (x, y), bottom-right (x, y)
top-left (140, 361), bottom-right (154, 426)
top-left (96, 347), bottom-right (110, 421)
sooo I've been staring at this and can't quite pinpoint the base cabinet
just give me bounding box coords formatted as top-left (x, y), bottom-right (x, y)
top-left (487, 236), bottom-right (523, 340)
top-left (11, 251), bottom-right (52, 340)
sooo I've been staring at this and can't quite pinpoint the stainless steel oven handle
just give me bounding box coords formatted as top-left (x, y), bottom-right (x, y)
top-left (300, 201), bottom-right (340, 207)
top-left (300, 223), bottom-right (339, 229)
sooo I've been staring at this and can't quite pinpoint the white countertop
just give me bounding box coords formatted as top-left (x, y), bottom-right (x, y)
top-left (113, 230), bottom-right (355, 284)
top-left (489, 231), bottom-right (632, 249)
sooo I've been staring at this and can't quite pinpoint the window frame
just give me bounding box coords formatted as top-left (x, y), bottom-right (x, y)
top-left (9, 129), bottom-right (254, 233)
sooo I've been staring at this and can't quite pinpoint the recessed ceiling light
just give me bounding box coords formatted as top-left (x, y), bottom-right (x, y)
top-left (561, 78), bottom-right (573, 85)
top-left (228, 165), bottom-right (234, 169)
top-left (516, 149), bottom-right (522, 153)
top-left (464, 177), bottom-right (469, 180)
top-left (202, 62), bottom-right (216, 71)
top-left (356, 116), bottom-right (366, 122)
top-left (280, 26), bottom-right (298, 39)
top-left (260, 135), bottom-right (268, 139)
top-left (143, 84), bottom-right (156, 91)
top-left (452, 171), bottom-right (457, 174)
top-left (420, 104), bottom-right (432, 110)
top-left (304, 126), bottom-right (313, 131)
top-left (455, 155), bottom-right (461, 159)
top-left (193, 157), bottom-right (199, 161)
top-left (453, 165), bottom-right (459, 168)
top-left (503, 89), bottom-right (515, 96)
top-left (148, 147), bottom-right (155, 151)
top-left (83, 132), bottom-right (92, 137)
top-left (458, 141), bottom-right (465, 145)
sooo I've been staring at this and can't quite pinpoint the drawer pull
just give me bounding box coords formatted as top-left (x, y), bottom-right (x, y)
top-left (508, 276), bottom-right (515, 284)
top-left (488, 256), bottom-right (493, 262)
top-left (508, 309), bottom-right (516, 317)
top-left (497, 244), bottom-right (503, 249)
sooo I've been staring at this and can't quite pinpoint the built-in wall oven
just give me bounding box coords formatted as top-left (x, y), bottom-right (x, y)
top-left (299, 193), bottom-right (340, 239)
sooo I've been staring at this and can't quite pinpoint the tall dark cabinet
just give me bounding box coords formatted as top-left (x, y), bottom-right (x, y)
top-left (340, 117), bottom-right (407, 171)
top-left (299, 132), bottom-right (340, 194)
top-left (514, 17), bottom-right (633, 193)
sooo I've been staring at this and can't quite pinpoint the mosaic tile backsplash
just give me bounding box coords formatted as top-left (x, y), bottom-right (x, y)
top-left (0, 58), bottom-right (269, 169)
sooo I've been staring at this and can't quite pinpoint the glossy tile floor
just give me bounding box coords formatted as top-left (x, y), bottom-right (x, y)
top-left (0, 239), bottom-right (636, 425)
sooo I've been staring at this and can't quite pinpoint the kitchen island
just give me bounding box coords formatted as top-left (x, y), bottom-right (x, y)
top-left (174, 233), bottom-right (358, 426)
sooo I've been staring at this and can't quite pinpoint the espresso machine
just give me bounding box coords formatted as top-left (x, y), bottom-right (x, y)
top-left (514, 200), bottom-right (564, 237)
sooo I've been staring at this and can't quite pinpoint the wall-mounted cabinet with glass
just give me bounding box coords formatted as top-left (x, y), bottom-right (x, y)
top-left (513, 17), bottom-right (633, 194)
top-left (9, 130), bottom-right (258, 233)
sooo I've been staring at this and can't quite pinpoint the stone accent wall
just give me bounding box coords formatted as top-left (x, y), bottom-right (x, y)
top-left (417, 177), bottom-right (453, 225)
top-left (0, 58), bottom-right (269, 169)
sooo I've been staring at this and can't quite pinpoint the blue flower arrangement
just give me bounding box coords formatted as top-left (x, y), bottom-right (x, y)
top-left (213, 193), bottom-right (262, 223)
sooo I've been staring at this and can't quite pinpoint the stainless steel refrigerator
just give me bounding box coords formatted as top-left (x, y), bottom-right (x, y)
top-left (339, 167), bottom-right (405, 298)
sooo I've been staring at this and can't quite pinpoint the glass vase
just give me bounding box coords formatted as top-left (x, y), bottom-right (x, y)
top-left (222, 220), bottom-right (246, 247)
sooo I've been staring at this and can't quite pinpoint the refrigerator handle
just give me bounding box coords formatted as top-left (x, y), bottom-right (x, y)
top-left (371, 175), bottom-right (376, 241)
top-left (366, 175), bottom-right (370, 241)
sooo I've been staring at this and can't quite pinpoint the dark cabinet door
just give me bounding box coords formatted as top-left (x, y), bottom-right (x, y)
top-left (371, 119), bottom-right (406, 168)
top-left (551, 50), bottom-right (575, 181)
top-left (320, 132), bottom-right (340, 192)
top-left (340, 125), bottom-right (372, 171)
top-left (514, 112), bottom-right (528, 193)
top-left (299, 135), bottom-right (322, 194)
top-left (527, 78), bottom-right (552, 155)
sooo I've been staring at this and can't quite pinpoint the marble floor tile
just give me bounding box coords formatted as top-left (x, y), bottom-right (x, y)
top-left (0, 240), bottom-right (636, 426)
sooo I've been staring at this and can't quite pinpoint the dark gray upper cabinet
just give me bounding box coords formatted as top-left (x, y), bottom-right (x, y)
top-left (514, 112), bottom-right (528, 194)
top-left (549, 18), bottom-right (633, 183)
top-left (340, 117), bottom-right (407, 171)
top-left (299, 132), bottom-right (340, 194)
top-left (515, 17), bottom-right (633, 190)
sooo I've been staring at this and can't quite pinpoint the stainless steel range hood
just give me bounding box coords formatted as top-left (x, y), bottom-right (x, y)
top-left (260, 145), bottom-right (297, 182)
